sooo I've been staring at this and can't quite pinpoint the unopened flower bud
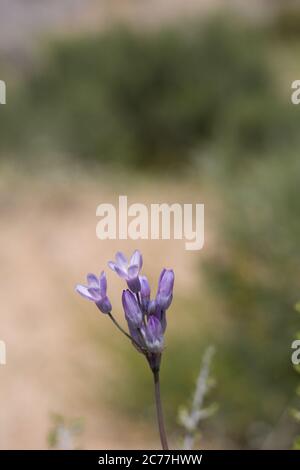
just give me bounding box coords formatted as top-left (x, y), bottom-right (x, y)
top-left (122, 289), bottom-right (143, 328)
top-left (156, 269), bottom-right (174, 310)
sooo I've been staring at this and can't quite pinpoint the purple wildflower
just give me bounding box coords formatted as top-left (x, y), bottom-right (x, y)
top-left (142, 316), bottom-right (164, 353)
top-left (108, 250), bottom-right (143, 293)
top-left (152, 302), bottom-right (167, 333)
top-left (122, 289), bottom-right (143, 328)
top-left (140, 275), bottom-right (151, 313)
top-left (76, 251), bottom-right (173, 450)
top-left (147, 299), bottom-right (157, 316)
top-left (156, 269), bottom-right (174, 311)
top-left (76, 255), bottom-right (174, 362)
top-left (75, 271), bottom-right (112, 314)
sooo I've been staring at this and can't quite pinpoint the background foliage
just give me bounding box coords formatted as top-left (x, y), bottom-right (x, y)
top-left (1, 17), bottom-right (299, 172)
top-left (1, 8), bottom-right (300, 448)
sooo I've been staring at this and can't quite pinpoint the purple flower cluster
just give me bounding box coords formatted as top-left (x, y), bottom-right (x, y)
top-left (76, 250), bottom-right (174, 371)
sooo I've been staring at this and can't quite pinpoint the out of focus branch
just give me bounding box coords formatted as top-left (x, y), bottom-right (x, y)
top-left (179, 345), bottom-right (217, 450)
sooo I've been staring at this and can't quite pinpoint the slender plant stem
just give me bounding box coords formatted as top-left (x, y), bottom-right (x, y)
top-left (108, 312), bottom-right (132, 340)
top-left (153, 370), bottom-right (169, 450)
top-left (108, 312), bottom-right (145, 351)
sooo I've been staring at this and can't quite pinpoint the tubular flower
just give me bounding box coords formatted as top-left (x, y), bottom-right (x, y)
top-left (108, 250), bottom-right (143, 293)
top-left (76, 252), bottom-right (174, 371)
top-left (76, 251), bottom-right (174, 451)
top-left (142, 316), bottom-right (164, 354)
top-left (156, 269), bottom-right (174, 311)
top-left (122, 289), bottom-right (143, 328)
top-left (139, 275), bottom-right (151, 313)
top-left (75, 271), bottom-right (112, 314)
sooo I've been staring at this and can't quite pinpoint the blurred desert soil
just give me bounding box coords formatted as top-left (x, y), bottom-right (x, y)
top-left (0, 162), bottom-right (214, 449)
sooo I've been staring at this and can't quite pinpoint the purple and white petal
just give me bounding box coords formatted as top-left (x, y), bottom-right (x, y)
top-left (156, 269), bottom-right (174, 310)
top-left (130, 250), bottom-right (143, 270)
top-left (115, 252), bottom-right (128, 270)
top-left (126, 276), bottom-right (141, 293)
top-left (87, 273), bottom-right (99, 288)
top-left (122, 289), bottom-right (143, 327)
top-left (75, 284), bottom-right (97, 301)
top-left (108, 261), bottom-right (128, 278)
top-left (96, 296), bottom-right (112, 314)
top-left (99, 271), bottom-right (107, 297)
top-left (128, 264), bottom-right (139, 279)
top-left (143, 316), bottom-right (164, 353)
top-left (140, 276), bottom-right (150, 299)
top-left (87, 287), bottom-right (101, 301)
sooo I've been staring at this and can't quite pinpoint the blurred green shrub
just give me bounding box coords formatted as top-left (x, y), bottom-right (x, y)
top-left (202, 150), bottom-right (300, 446)
top-left (291, 303), bottom-right (300, 449)
top-left (100, 147), bottom-right (300, 447)
top-left (0, 17), bottom-right (296, 170)
top-left (271, 5), bottom-right (300, 40)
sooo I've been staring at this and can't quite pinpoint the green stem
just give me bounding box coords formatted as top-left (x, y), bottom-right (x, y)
top-left (153, 369), bottom-right (169, 450)
top-left (108, 312), bottom-right (145, 352)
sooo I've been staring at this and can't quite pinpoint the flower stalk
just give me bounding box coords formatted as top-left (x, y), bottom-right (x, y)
top-left (76, 250), bottom-right (174, 450)
top-left (153, 369), bottom-right (169, 450)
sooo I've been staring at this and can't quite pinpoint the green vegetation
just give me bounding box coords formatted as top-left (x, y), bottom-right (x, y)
top-left (1, 16), bottom-right (298, 172)
top-left (291, 303), bottom-right (300, 449)
top-left (2, 11), bottom-right (300, 448)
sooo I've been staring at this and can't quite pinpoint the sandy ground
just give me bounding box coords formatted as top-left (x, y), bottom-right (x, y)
top-left (0, 164), bottom-right (212, 449)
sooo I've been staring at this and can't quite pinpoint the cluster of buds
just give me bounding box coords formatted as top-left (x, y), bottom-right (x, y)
top-left (76, 250), bottom-right (174, 372)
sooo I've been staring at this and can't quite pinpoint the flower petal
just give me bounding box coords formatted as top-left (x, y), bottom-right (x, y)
top-left (96, 296), bottom-right (112, 314)
top-left (108, 261), bottom-right (128, 279)
top-left (99, 271), bottom-right (107, 297)
top-left (140, 275), bottom-right (150, 299)
top-left (87, 273), bottom-right (99, 288)
top-left (75, 284), bottom-right (96, 301)
top-left (156, 268), bottom-right (166, 295)
top-left (143, 315), bottom-right (164, 353)
top-left (156, 269), bottom-right (174, 310)
top-left (128, 264), bottom-right (139, 279)
top-left (122, 289), bottom-right (143, 327)
top-left (127, 276), bottom-right (141, 293)
top-left (130, 250), bottom-right (143, 270)
top-left (116, 252), bottom-right (128, 269)
top-left (87, 287), bottom-right (101, 300)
